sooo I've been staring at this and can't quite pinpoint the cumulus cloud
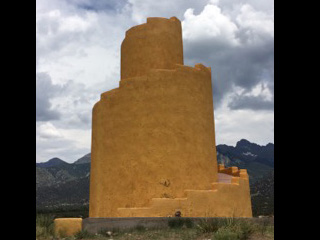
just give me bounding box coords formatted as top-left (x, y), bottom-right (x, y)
top-left (228, 82), bottom-right (273, 110)
top-left (183, 5), bottom-right (239, 46)
top-left (228, 95), bottom-right (273, 110)
top-left (36, 72), bottom-right (62, 121)
top-left (36, 8), bottom-right (100, 64)
top-left (36, 122), bottom-right (90, 162)
top-left (235, 4), bottom-right (274, 45)
top-left (37, 122), bottom-right (63, 139)
top-left (126, 0), bottom-right (210, 24)
top-left (215, 103), bottom-right (274, 146)
top-left (66, 0), bottom-right (127, 12)
top-left (36, 0), bottom-right (274, 162)
top-left (182, 0), bottom-right (274, 110)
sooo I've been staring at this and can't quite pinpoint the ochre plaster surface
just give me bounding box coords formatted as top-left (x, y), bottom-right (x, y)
top-left (54, 218), bottom-right (82, 237)
top-left (121, 17), bottom-right (184, 79)
top-left (89, 17), bottom-right (252, 218)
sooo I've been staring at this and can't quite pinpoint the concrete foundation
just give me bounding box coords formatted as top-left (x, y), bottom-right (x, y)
top-left (82, 217), bottom-right (274, 234)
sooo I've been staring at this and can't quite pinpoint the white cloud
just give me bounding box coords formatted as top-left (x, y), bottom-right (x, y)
top-left (59, 13), bottom-right (95, 32)
top-left (37, 122), bottom-right (63, 139)
top-left (215, 94), bottom-right (274, 146)
top-left (182, 4), bottom-right (239, 46)
top-left (236, 4), bottom-right (274, 44)
top-left (233, 82), bottom-right (273, 101)
top-left (126, 0), bottom-right (210, 24)
top-left (36, 72), bottom-right (62, 121)
top-left (36, 122), bottom-right (91, 163)
top-left (36, 0), bottom-right (274, 163)
top-left (36, 8), bottom-right (100, 65)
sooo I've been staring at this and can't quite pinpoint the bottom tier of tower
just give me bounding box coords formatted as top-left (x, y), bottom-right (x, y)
top-left (117, 166), bottom-right (252, 218)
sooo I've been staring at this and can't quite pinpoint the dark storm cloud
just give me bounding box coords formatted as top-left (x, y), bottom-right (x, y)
top-left (36, 0), bottom-right (274, 162)
top-left (36, 72), bottom-right (61, 121)
top-left (184, 35), bottom-right (274, 110)
top-left (66, 0), bottom-right (127, 12)
top-left (228, 94), bottom-right (273, 110)
top-left (182, 2), bottom-right (274, 111)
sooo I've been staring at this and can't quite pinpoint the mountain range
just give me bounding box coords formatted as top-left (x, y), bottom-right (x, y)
top-left (36, 139), bottom-right (274, 216)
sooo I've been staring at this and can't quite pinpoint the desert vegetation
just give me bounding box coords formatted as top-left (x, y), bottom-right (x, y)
top-left (36, 215), bottom-right (274, 240)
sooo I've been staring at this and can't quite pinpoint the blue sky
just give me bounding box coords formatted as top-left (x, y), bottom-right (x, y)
top-left (36, 0), bottom-right (274, 163)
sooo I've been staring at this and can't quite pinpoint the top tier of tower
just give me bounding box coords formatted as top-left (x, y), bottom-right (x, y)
top-left (121, 17), bottom-right (184, 80)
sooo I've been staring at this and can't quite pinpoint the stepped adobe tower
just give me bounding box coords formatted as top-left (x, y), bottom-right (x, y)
top-left (89, 17), bottom-right (252, 218)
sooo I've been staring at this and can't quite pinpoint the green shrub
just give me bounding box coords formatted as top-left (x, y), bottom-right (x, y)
top-left (184, 218), bottom-right (194, 228)
top-left (36, 214), bottom-right (55, 238)
top-left (218, 217), bottom-right (238, 228)
top-left (210, 220), bottom-right (254, 240)
top-left (196, 218), bottom-right (256, 239)
top-left (238, 221), bottom-right (254, 240)
top-left (134, 224), bottom-right (146, 231)
top-left (168, 217), bottom-right (184, 228)
top-left (74, 229), bottom-right (95, 239)
top-left (36, 214), bottom-right (54, 229)
top-left (258, 218), bottom-right (269, 236)
top-left (36, 226), bottom-right (46, 239)
top-left (196, 219), bottom-right (221, 233)
top-left (214, 227), bottom-right (240, 240)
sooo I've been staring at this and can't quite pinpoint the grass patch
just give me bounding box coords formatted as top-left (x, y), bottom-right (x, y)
top-left (196, 218), bottom-right (261, 240)
top-left (214, 227), bottom-right (241, 240)
top-left (257, 218), bottom-right (270, 236)
top-left (36, 214), bottom-right (54, 229)
top-left (196, 218), bottom-right (220, 233)
top-left (184, 218), bottom-right (194, 228)
top-left (36, 214), bottom-right (55, 239)
top-left (168, 217), bottom-right (185, 229)
top-left (167, 217), bottom-right (195, 229)
top-left (35, 215), bottom-right (273, 240)
top-left (74, 229), bottom-right (95, 239)
top-left (134, 224), bottom-right (146, 232)
top-left (240, 221), bottom-right (254, 240)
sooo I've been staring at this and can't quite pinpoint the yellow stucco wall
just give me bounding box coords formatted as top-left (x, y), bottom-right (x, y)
top-left (121, 17), bottom-right (183, 80)
top-left (117, 165), bottom-right (252, 217)
top-left (89, 17), bottom-right (252, 218)
top-left (54, 218), bottom-right (82, 237)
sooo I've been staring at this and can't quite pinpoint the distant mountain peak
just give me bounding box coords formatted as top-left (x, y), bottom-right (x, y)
top-left (236, 139), bottom-right (254, 148)
top-left (48, 157), bottom-right (64, 162)
top-left (36, 139), bottom-right (274, 216)
top-left (217, 139), bottom-right (274, 169)
top-left (36, 158), bottom-right (68, 168)
top-left (238, 139), bottom-right (251, 144)
top-left (74, 153), bottom-right (91, 165)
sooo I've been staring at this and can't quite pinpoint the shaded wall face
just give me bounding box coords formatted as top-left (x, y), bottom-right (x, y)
top-left (121, 18), bottom-right (184, 80)
top-left (90, 67), bottom-right (217, 217)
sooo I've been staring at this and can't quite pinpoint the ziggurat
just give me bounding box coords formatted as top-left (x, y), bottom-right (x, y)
top-left (89, 17), bottom-right (253, 218)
